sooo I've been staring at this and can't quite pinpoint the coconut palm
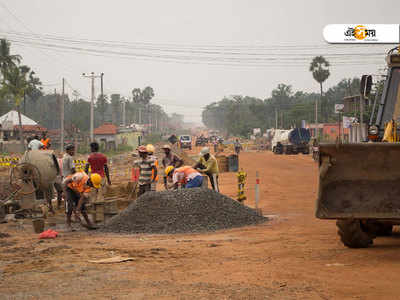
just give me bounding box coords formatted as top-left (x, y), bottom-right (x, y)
top-left (309, 56), bottom-right (330, 137)
top-left (2, 65), bottom-right (41, 147)
top-left (0, 39), bottom-right (21, 83)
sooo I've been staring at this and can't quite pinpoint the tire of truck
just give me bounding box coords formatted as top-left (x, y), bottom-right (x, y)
top-left (336, 219), bottom-right (374, 248)
top-left (365, 220), bottom-right (393, 236)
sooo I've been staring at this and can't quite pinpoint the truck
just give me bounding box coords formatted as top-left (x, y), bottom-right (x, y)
top-left (271, 128), bottom-right (310, 155)
top-left (179, 135), bottom-right (192, 150)
top-left (316, 47), bottom-right (400, 248)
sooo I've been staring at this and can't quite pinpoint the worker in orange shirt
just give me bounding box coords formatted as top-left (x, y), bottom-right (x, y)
top-left (165, 165), bottom-right (203, 190)
top-left (146, 144), bottom-right (159, 191)
top-left (40, 132), bottom-right (51, 150)
top-left (62, 172), bottom-right (102, 231)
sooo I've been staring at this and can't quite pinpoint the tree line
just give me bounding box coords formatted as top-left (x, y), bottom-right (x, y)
top-left (0, 39), bottom-right (183, 138)
top-left (202, 77), bottom-right (363, 137)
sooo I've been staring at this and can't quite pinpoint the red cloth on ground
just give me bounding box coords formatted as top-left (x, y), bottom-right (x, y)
top-left (39, 229), bottom-right (58, 239)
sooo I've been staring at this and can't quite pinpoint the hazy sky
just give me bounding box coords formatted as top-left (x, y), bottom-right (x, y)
top-left (0, 0), bottom-right (398, 124)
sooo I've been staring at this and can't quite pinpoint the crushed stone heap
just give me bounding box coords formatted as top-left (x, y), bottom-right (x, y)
top-left (103, 188), bottom-right (267, 234)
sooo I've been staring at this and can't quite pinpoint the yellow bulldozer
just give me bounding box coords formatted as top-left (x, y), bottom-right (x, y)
top-left (316, 47), bottom-right (400, 248)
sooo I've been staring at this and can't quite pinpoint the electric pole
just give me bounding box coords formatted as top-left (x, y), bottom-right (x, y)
top-left (122, 98), bottom-right (126, 127)
top-left (82, 72), bottom-right (103, 141)
top-left (315, 98), bottom-right (319, 139)
top-left (61, 78), bottom-right (65, 152)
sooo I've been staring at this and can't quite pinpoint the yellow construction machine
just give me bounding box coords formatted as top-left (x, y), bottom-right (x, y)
top-left (316, 47), bottom-right (400, 248)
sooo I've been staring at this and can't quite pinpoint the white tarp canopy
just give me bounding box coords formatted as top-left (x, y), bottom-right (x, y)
top-left (0, 110), bottom-right (38, 127)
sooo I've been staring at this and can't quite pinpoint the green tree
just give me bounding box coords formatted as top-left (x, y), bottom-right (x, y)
top-left (1, 64), bottom-right (41, 146)
top-left (110, 94), bottom-right (121, 125)
top-left (96, 94), bottom-right (109, 124)
top-left (0, 39), bottom-right (21, 83)
top-left (309, 56), bottom-right (330, 129)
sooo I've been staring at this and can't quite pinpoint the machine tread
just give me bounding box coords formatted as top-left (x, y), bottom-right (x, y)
top-left (336, 219), bottom-right (373, 248)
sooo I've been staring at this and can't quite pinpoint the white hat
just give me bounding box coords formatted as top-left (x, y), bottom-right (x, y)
top-left (200, 147), bottom-right (210, 156)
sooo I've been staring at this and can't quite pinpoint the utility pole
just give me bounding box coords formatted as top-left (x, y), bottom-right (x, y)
top-left (100, 73), bottom-right (104, 103)
top-left (315, 98), bottom-right (319, 139)
top-left (61, 78), bottom-right (65, 152)
top-left (275, 107), bottom-right (278, 129)
top-left (82, 72), bottom-right (103, 141)
top-left (122, 99), bottom-right (126, 127)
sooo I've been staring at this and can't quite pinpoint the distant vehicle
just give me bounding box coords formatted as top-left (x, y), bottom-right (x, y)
top-left (271, 128), bottom-right (310, 155)
top-left (195, 136), bottom-right (208, 146)
top-left (179, 135), bottom-right (192, 150)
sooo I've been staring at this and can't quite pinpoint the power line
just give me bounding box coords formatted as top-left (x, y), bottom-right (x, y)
top-left (0, 2), bottom-right (76, 73)
top-left (0, 29), bottom-right (388, 68)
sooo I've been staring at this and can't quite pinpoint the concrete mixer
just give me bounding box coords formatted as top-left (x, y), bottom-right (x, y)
top-left (2, 150), bottom-right (59, 216)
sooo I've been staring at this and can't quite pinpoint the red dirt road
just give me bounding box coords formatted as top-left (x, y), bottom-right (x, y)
top-left (1, 151), bottom-right (400, 299)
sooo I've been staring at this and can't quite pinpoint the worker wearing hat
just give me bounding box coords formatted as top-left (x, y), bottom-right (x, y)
top-left (165, 165), bottom-right (203, 189)
top-left (146, 144), bottom-right (159, 191)
top-left (134, 145), bottom-right (157, 196)
top-left (62, 172), bottom-right (102, 231)
top-left (161, 144), bottom-right (183, 190)
top-left (194, 147), bottom-right (220, 192)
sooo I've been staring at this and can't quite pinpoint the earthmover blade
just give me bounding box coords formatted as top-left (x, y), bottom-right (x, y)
top-left (316, 143), bottom-right (400, 219)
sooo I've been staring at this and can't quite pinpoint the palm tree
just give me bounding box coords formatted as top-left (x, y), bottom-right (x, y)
top-left (0, 39), bottom-right (21, 83)
top-left (309, 56), bottom-right (330, 138)
top-left (2, 65), bottom-right (41, 148)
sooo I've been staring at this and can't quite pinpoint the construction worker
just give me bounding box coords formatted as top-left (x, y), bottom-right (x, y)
top-left (85, 142), bottom-right (111, 203)
top-left (62, 172), bottom-right (101, 231)
top-left (146, 144), bottom-right (158, 191)
top-left (134, 145), bottom-right (157, 196)
top-left (194, 147), bottom-right (220, 192)
top-left (165, 165), bottom-right (203, 189)
top-left (161, 144), bottom-right (183, 190)
top-left (63, 144), bottom-right (76, 178)
top-left (54, 145), bottom-right (76, 209)
top-left (28, 135), bottom-right (44, 150)
top-left (234, 139), bottom-right (242, 155)
top-left (40, 132), bottom-right (51, 150)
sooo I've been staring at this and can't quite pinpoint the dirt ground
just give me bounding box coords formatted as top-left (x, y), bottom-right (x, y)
top-left (1, 151), bottom-right (400, 299)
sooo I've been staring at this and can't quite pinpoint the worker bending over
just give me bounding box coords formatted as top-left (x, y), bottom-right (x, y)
top-left (165, 165), bottom-right (203, 189)
top-left (134, 145), bottom-right (157, 196)
top-left (146, 144), bottom-right (159, 191)
top-left (161, 144), bottom-right (183, 190)
top-left (194, 147), bottom-right (220, 192)
top-left (62, 172), bottom-right (102, 231)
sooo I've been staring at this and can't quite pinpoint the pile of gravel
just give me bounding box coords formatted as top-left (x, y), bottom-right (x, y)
top-left (103, 188), bottom-right (267, 234)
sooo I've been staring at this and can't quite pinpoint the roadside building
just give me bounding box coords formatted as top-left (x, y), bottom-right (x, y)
top-left (94, 122), bottom-right (142, 151)
top-left (0, 110), bottom-right (46, 152)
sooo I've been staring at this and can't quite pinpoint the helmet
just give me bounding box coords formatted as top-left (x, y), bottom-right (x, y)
top-left (200, 147), bottom-right (210, 156)
top-left (138, 145), bottom-right (147, 153)
top-left (90, 173), bottom-right (102, 189)
top-left (162, 144), bottom-right (171, 150)
top-left (146, 144), bottom-right (155, 153)
top-left (65, 144), bottom-right (75, 151)
top-left (165, 166), bottom-right (175, 176)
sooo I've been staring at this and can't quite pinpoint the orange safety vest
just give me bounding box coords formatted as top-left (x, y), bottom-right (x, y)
top-left (41, 138), bottom-right (50, 149)
top-left (174, 166), bottom-right (199, 184)
top-left (151, 157), bottom-right (159, 181)
top-left (67, 172), bottom-right (91, 194)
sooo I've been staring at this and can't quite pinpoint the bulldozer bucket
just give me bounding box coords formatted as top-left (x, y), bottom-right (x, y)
top-left (316, 143), bottom-right (400, 219)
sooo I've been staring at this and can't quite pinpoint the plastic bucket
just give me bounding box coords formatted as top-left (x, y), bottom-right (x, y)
top-left (32, 218), bottom-right (45, 233)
